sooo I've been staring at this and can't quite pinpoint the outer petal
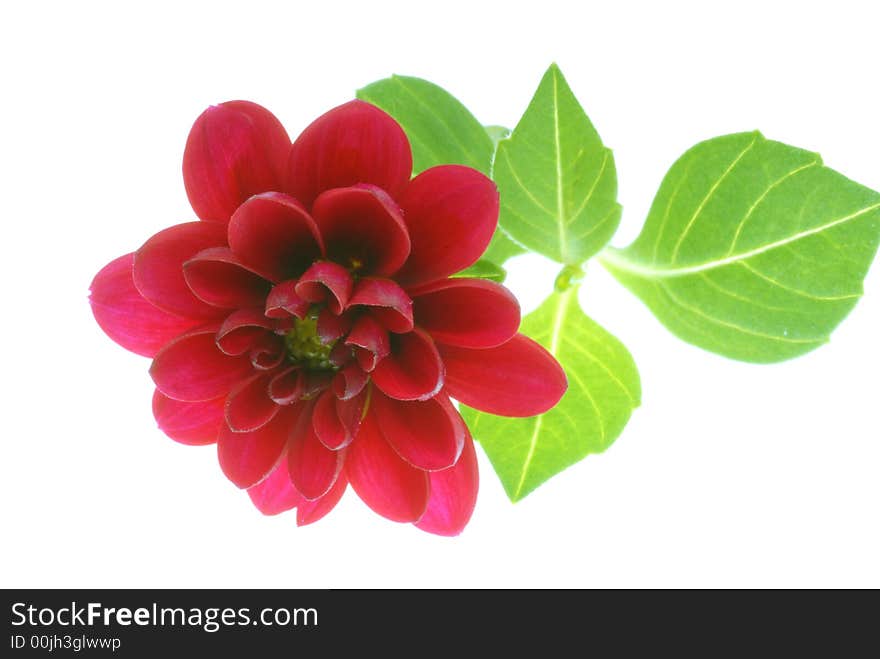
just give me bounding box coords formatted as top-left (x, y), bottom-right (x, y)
top-left (225, 371), bottom-right (280, 433)
top-left (372, 390), bottom-right (464, 471)
top-left (150, 325), bottom-right (253, 402)
top-left (133, 222), bottom-right (228, 319)
top-left (297, 473), bottom-right (348, 527)
top-left (228, 192), bottom-right (324, 282)
top-left (415, 430), bottom-right (479, 536)
top-left (247, 459), bottom-right (303, 516)
top-left (411, 278), bottom-right (520, 348)
top-left (312, 185), bottom-right (410, 277)
top-left (90, 253), bottom-right (199, 357)
top-left (288, 405), bottom-right (344, 500)
top-left (183, 247), bottom-right (271, 309)
top-left (152, 390), bottom-right (225, 445)
top-left (372, 328), bottom-right (444, 401)
top-left (349, 278), bottom-right (413, 333)
top-left (346, 410), bottom-right (430, 523)
top-left (396, 165), bottom-right (499, 287)
top-left (439, 335), bottom-right (567, 416)
top-left (183, 100), bottom-right (291, 223)
top-left (218, 403), bottom-right (300, 488)
top-left (286, 100), bottom-right (412, 207)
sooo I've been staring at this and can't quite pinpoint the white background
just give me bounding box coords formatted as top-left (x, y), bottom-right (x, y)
top-left (2, 0), bottom-right (877, 588)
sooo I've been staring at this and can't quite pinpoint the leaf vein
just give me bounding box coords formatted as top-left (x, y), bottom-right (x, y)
top-left (727, 160), bottom-right (820, 254)
top-left (660, 282), bottom-right (826, 344)
top-left (670, 135), bottom-right (759, 264)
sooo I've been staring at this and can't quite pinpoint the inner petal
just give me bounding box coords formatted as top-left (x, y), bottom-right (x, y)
top-left (311, 184), bottom-right (410, 277)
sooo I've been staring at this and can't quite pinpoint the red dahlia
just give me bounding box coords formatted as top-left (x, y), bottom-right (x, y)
top-left (89, 100), bottom-right (566, 535)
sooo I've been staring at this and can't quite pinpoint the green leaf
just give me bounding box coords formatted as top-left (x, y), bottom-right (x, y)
top-left (453, 259), bottom-right (507, 283)
top-left (482, 228), bottom-right (525, 265)
top-left (493, 63), bottom-right (621, 265)
top-left (462, 287), bottom-right (641, 501)
top-left (600, 131), bottom-right (880, 363)
top-left (357, 74), bottom-right (494, 176)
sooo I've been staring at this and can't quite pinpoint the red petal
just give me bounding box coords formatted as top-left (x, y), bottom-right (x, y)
top-left (396, 166), bottom-right (499, 287)
top-left (295, 261), bottom-right (353, 314)
top-left (349, 278), bottom-right (413, 333)
top-left (133, 222), bottom-right (228, 319)
top-left (250, 334), bottom-right (285, 371)
top-left (228, 192), bottom-right (324, 282)
top-left (302, 371), bottom-right (334, 400)
top-left (415, 430), bottom-right (479, 536)
top-left (372, 328), bottom-right (444, 401)
top-left (247, 459), bottom-right (303, 516)
top-left (152, 389), bottom-right (225, 445)
top-left (183, 101), bottom-right (291, 223)
top-left (265, 280), bottom-right (309, 319)
top-left (440, 335), bottom-right (567, 416)
top-left (286, 100), bottom-right (412, 207)
top-left (297, 472), bottom-right (348, 527)
top-left (354, 348), bottom-right (379, 372)
top-left (312, 185), bottom-right (410, 277)
top-left (329, 342), bottom-right (353, 368)
top-left (288, 405), bottom-right (344, 500)
top-left (346, 410), bottom-right (430, 523)
top-left (150, 326), bottom-right (253, 402)
top-left (183, 247), bottom-right (271, 309)
top-left (316, 308), bottom-right (353, 343)
top-left (312, 389), bottom-right (349, 450)
top-left (312, 387), bottom-right (368, 450)
top-left (372, 390), bottom-right (464, 471)
top-left (332, 362), bottom-right (368, 400)
top-left (90, 253), bottom-right (199, 357)
top-left (411, 278), bottom-right (520, 348)
top-left (336, 388), bottom-right (368, 444)
top-left (218, 403), bottom-right (300, 488)
top-left (225, 371), bottom-right (280, 432)
top-left (345, 314), bottom-right (389, 372)
top-left (268, 366), bottom-right (304, 405)
top-left (216, 308), bottom-right (274, 356)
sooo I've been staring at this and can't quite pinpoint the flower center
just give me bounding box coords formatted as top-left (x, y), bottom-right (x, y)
top-left (284, 311), bottom-right (337, 371)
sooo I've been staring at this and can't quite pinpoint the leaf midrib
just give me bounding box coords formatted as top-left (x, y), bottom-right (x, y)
top-left (552, 69), bottom-right (566, 263)
top-left (513, 286), bottom-right (573, 499)
top-left (600, 201), bottom-right (880, 279)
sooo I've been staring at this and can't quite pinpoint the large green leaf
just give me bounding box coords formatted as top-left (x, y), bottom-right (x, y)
top-left (462, 287), bottom-right (641, 501)
top-left (600, 131), bottom-right (880, 363)
top-left (357, 78), bottom-right (522, 266)
top-left (493, 64), bottom-right (621, 265)
top-left (356, 74), bottom-right (494, 176)
top-left (482, 228), bottom-right (525, 265)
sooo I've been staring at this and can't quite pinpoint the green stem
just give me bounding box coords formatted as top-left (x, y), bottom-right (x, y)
top-left (554, 264), bottom-right (584, 292)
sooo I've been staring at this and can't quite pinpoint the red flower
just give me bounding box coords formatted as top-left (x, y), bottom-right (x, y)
top-left (89, 100), bottom-right (567, 535)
